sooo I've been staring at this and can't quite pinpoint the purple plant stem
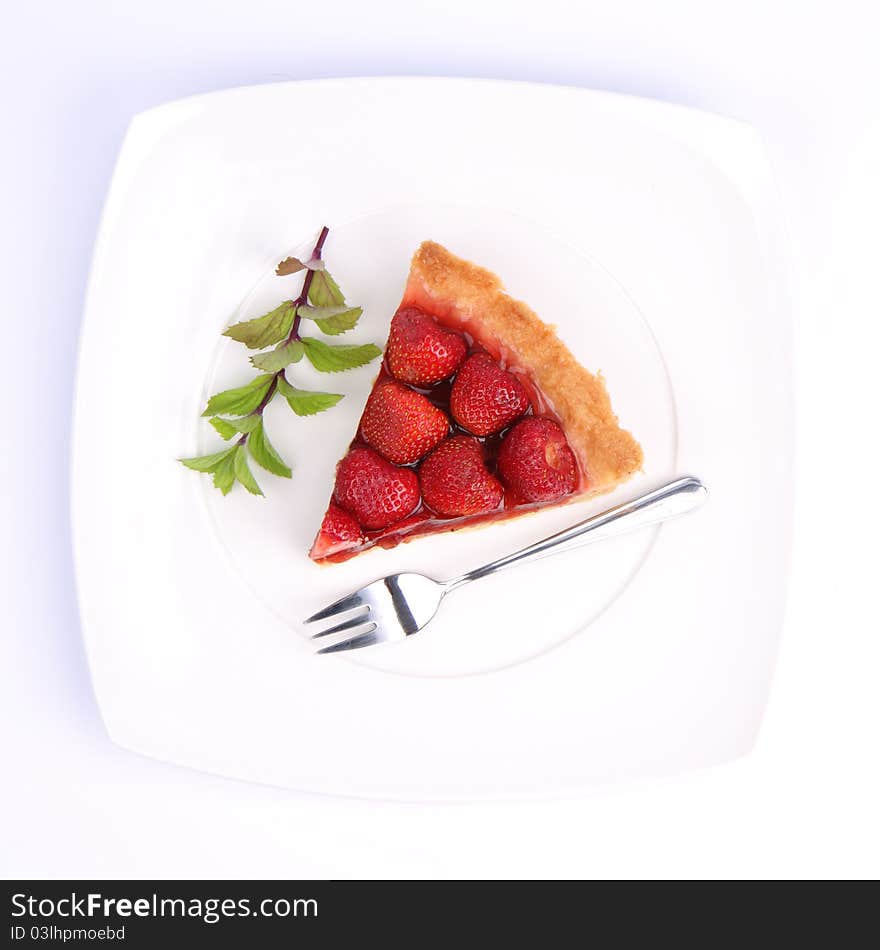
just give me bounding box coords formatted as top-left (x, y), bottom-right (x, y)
top-left (286, 224), bottom-right (330, 344)
top-left (235, 225), bottom-right (330, 446)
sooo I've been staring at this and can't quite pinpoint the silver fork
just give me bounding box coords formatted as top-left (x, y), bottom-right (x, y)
top-left (306, 475), bottom-right (707, 653)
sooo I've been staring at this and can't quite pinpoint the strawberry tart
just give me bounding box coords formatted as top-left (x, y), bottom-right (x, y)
top-left (310, 241), bottom-right (643, 562)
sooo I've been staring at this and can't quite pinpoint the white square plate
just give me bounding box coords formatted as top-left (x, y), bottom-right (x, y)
top-left (73, 78), bottom-right (793, 800)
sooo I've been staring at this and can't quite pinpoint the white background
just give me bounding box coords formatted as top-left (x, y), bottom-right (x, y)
top-left (1, 0), bottom-right (878, 879)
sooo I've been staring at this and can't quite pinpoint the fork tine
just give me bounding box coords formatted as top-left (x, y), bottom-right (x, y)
top-left (316, 625), bottom-right (382, 654)
top-left (304, 590), bottom-right (365, 624)
top-left (310, 608), bottom-right (372, 639)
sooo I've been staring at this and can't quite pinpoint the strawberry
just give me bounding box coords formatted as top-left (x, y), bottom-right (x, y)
top-left (361, 380), bottom-right (449, 465)
top-left (386, 307), bottom-right (467, 385)
top-left (496, 417), bottom-right (578, 502)
top-left (310, 502), bottom-right (364, 559)
top-left (419, 435), bottom-right (504, 517)
top-left (449, 352), bottom-right (531, 436)
top-left (334, 446), bottom-right (420, 530)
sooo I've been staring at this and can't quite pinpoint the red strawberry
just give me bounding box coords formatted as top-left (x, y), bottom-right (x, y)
top-left (449, 352), bottom-right (531, 436)
top-left (334, 447), bottom-right (420, 530)
top-left (386, 307), bottom-right (467, 385)
top-left (419, 435), bottom-right (504, 517)
top-left (310, 502), bottom-right (364, 559)
top-left (360, 380), bottom-right (449, 465)
top-left (497, 417), bottom-right (578, 502)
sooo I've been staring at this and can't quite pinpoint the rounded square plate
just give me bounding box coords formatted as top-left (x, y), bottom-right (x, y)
top-left (73, 78), bottom-right (793, 800)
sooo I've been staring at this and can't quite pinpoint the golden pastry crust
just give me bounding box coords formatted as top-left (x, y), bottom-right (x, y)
top-left (401, 241), bottom-right (643, 491)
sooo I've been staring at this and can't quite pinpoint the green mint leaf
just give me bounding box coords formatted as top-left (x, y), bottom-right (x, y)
top-left (300, 337), bottom-right (381, 373)
top-left (315, 314), bottom-right (360, 336)
top-left (249, 339), bottom-right (304, 373)
top-left (277, 376), bottom-right (344, 416)
top-left (212, 452), bottom-right (237, 495)
top-left (233, 444), bottom-right (263, 495)
top-left (222, 302), bottom-right (295, 349)
top-left (209, 417), bottom-right (238, 440)
top-left (276, 256), bottom-right (325, 276)
top-left (210, 416), bottom-right (260, 439)
top-left (298, 305), bottom-right (363, 336)
top-left (202, 375), bottom-right (274, 417)
top-left (179, 446), bottom-right (236, 473)
top-left (248, 419), bottom-right (292, 477)
top-left (297, 304), bottom-right (356, 319)
top-left (308, 268), bottom-right (345, 307)
top-left (230, 415), bottom-right (261, 432)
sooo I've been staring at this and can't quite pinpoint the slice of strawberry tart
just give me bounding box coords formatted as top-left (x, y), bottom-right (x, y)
top-left (310, 241), bottom-right (642, 562)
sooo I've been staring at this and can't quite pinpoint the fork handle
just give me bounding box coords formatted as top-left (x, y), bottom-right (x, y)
top-left (445, 476), bottom-right (707, 590)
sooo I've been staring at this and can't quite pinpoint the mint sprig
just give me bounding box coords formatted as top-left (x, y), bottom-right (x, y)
top-left (179, 225), bottom-right (381, 495)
